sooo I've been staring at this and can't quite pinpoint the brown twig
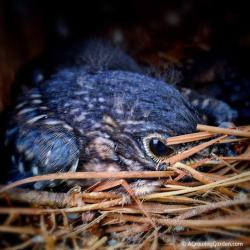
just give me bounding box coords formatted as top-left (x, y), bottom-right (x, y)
top-left (166, 131), bottom-right (214, 145)
top-left (177, 199), bottom-right (250, 220)
top-left (164, 135), bottom-right (226, 165)
top-left (0, 186), bottom-right (120, 207)
top-left (197, 124), bottom-right (250, 137)
top-left (0, 226), bottom-right (39, 235)
top-left (0, 199), bottom-right (123, 215)
top-left (0, 170), bottom-right (174, 192)
top-left (108, 214), bottom-right (250, 228)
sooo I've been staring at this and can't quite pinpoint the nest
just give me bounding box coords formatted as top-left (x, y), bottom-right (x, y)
top-left (0, 124), bottom-right (250, 249)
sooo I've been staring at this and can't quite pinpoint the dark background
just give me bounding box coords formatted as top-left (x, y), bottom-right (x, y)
top-left (0, 0), bottom-right (250, 119)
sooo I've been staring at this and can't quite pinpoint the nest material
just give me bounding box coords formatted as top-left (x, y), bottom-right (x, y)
top-left (0, 124), bottom-right (250, 249)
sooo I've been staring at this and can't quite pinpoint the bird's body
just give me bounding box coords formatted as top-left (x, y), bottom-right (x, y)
top-left (5, 40), bottom-right (237, 192)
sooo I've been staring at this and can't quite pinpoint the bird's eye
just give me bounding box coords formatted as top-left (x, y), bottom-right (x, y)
top-left (149, 139), bottom-right (173, 157)
top-left (143, 134), bottom-right (174, 162)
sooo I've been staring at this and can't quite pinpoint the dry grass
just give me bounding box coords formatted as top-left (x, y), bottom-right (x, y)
top-left (0, 124), bottom-right (250, 249)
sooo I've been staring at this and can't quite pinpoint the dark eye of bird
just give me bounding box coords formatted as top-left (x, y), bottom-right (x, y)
top-left (149, 139), bottom-right (173, 157)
